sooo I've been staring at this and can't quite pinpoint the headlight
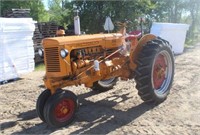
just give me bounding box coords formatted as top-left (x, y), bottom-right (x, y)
top-left (60, 49), bottom-right (69, 58)
top-left (38, 48), bottom-right (44, 57)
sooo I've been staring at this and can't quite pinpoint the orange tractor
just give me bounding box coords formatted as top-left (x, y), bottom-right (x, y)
top-left (37, 22), bottom-right (174, 128)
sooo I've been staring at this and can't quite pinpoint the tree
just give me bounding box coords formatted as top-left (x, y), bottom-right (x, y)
top-left (48, 0), bottom-right (73, 27)
top-left (0, 0), bottom-right (49, 22)
top-left (71, 0), bottom-right (156, 33)
top-left (29, 0), bottom-right (49, 22)
top-left (186, 0), bottom-right (200, 39)
top-left (151, 0), bottom-right (188, 23)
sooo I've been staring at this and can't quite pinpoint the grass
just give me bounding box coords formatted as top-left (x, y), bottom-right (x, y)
top-left (185, 32), bottom-right (200, 47)
top-left (35, 63), bottom-right (45, 71)
top-left (185, 38), bottom-right (198, 46)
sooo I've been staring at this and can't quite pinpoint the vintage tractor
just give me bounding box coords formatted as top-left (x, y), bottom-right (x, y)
top-left (36, 22), bottom-right (174, 128)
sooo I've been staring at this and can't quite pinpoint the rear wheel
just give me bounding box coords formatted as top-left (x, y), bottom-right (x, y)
top-left (36, 89), bottom-right (51, 122)
top-left (92, 77), bottom-right (118, 92)
top-left (134, 37), bottom-right (174, 104)
top-left (43, 90), bottom-right (78, 128)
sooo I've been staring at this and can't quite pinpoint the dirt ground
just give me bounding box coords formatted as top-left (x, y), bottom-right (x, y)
top-left (0, 43), bottom-right (200, 135)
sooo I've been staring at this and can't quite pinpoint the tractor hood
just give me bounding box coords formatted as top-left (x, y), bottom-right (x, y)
top-left (42, 33), bottom-right (123, 46)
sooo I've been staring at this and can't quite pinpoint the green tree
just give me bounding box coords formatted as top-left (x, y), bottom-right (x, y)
top-left (29, 0), bottom-right (49, 22)
top-left (186, 0), bottom-right (200, 39)
top-left (72, 0), bottom-right (156, 33)
top-left (151, 0), bottom-right (188, 23)
top-left (0, 0), bottom-right (49, 22)
top-left (48, 0), bottom-right (73, 27)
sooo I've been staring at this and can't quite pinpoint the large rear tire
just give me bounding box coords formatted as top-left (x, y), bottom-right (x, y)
top-left (92, 77), bottom-right (118, 92)
top-left (134, 37), bottom-right (174, 104)
top-left (43, 90), bottom-right (78, 128)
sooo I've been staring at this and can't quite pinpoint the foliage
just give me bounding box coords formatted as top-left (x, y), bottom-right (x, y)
top-left (1, 0), bottom-right (200, 42)
top-left (71, 0), bottom-right (156, 33)
top-left (151, 0), bottom-right (188, 23)
top-left (0, 0), bottom-right (49, 22)
top-left (48, 0), bottom-right (72, 27)
top-left (185, 0), bottom-right (200, 40)
top-left (29, 0), bottom-right (50, 22)
top-left (52, 0), bottom-right (199, 39)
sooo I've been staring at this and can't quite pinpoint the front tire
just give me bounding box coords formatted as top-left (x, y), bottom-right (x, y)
top-left (36, 89), bottom-right (51, 122)
top-left (92, 77), bottom-right (118, 92)
top-left (43, 90), bottom-right (78, 128)
top-left (134, 37), bottom-right (174, 104)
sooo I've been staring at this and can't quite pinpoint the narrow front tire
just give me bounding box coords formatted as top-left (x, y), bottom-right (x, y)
top-left (43, 90), bottom-right (78, 128)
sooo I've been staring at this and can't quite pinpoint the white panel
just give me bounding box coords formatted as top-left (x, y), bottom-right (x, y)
top-left (150, 22), bottom-right (189, 54)
top-left (0, 18), bottom-right (35, 82)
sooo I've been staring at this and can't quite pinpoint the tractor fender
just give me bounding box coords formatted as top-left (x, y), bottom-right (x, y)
top-left (129, 34), bottom-right (157, 70)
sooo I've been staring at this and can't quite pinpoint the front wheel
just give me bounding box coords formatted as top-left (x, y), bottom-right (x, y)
top-left (43, 90), bottom-right (78, 128)
top-left (92, 77), bottom-right (118, 92)
top-left (134, 37), bottom-right (174, 104)
top-left (36, 89), bottom-right (51, 122)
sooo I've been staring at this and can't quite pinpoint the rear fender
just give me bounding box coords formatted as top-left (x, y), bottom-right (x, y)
top-left (129, 34), bottom-right (156, 70)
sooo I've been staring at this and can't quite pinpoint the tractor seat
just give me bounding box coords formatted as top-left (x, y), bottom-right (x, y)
top-left (126, 30), bottom-right (142, 40)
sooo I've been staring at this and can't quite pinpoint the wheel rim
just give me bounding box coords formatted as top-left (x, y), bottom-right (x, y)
top-left (98, 78), bottom-right (115, 86)
top-left (54, 99), bottom-right (75, 122)
top-left (152, 50), bottom-right (173, 95)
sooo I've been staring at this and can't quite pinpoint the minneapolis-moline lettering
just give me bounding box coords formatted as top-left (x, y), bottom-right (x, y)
top-left (75, 41), bottom-right (100, 47)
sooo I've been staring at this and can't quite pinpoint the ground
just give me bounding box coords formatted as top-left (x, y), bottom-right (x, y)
top-left (0, 43), bottom-right (200, 135)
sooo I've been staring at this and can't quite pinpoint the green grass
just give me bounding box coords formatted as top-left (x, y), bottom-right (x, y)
top-left (35, 63), bottom-right (45, 71)
top-left (185, 32), bottom-right (200, 47)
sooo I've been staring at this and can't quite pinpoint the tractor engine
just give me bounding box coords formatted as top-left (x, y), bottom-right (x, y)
top-left (70, 46), bottom-right (120, 75)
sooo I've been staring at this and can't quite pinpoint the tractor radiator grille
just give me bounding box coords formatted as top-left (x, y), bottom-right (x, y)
top-left (45, 47), bottom-right (61, 72)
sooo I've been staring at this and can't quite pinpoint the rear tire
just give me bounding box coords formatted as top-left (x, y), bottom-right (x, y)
top-left (43, 90), bottom-right (78, 128)
top-left (134, 37), bottom-right (174, 104)
top-left (92, 77), bottom-right (118, 92)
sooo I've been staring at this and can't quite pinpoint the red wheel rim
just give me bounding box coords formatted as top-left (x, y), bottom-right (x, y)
top-left (153, 54), bottom-right (167, 89)
top-left (54, 99), bottom-right (75, 122)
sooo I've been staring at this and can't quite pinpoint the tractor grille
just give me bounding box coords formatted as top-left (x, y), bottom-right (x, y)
top-left (45, 47), bottom-right (61, 72)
